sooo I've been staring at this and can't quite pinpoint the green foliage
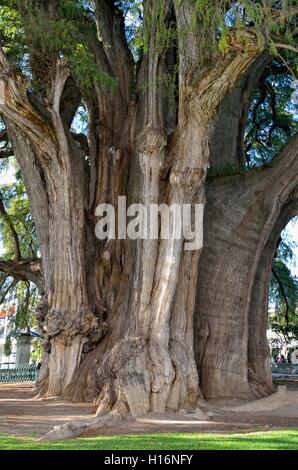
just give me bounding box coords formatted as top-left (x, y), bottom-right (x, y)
top-left (14, 282), bottom-right (36, 331)
top-left (245, 61), bottom-right (298, 168)
top-left (184, 0), bottom-right (297, 63)
top-left (0, 0), bottom-right (115, 93)
top-left (1, 0), bottom-right (296, 97)
top-left (69, 44), bottom-right (116, 92)
top-left (143, 1), bottom-right (177, 55)
top-left (270, 260), bottom-right (298, 340)
top-left (0, 158), bottom-right (40, 347)
top-left (218, 28), bottom-right (229, 54)
top-left (116, 1), bottom-right (143, 59)
top-left (0, 159), bottom-right (38, 260)
top-left (24, 0), bottom-right (115, 92)
top-left (0, 3), bottom-right (25, 66)
top-left (269, 223), bottom-right (298, 344)
top-left (30, 337), bottom-right (43, 363)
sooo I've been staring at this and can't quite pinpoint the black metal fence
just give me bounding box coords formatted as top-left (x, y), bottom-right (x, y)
top-left (271, 363), bottom-right (298, 377)
top-left (0, 363), bottom-right (39, 383)
top-left (0, 362), bottom-right (297, 384)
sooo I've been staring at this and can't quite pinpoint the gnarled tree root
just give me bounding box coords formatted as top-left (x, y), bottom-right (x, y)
top-left (37, 407), bottom-right (211, 442)
top-left (38, 336), bottom-right (210, 441)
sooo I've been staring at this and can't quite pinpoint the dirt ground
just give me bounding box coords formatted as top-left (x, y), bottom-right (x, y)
top-left (0, 380), bottom-right (297, 439)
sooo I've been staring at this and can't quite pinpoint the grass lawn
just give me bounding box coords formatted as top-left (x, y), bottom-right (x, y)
top-left (0, 430), bottom-right (298, 450)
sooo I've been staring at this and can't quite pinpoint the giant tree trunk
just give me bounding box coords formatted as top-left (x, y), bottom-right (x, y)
top-left (195, 135), bottom-right (298, 399)
top-left (0, 0), bottom-right (270, 421)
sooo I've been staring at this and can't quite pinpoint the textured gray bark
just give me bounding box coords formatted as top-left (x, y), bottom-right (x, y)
top-left (248, 195), bottom-right (298, 398)
top-left (195, 135), bottom-right (298, 399)
top-left (210, 53), bottom-right (271, 169)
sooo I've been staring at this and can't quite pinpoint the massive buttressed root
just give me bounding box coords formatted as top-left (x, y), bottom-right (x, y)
top-left (1, 0), bottom-right (292, 430)
top-left (195, 77), bottom-right (298, 399)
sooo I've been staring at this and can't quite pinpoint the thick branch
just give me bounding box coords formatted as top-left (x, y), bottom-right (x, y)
top-left (60, 78), bottom-right (81, 129)
top-left (0, 278), bottom-right (18, 304)
top-left (71, 132), bottom-right (89, 155)
top-left (211, 53), bottom-right (271, 168)
top-left (0, 258), bottom-right (42, 290)
top-left (92, 0), bottom-right (134, 103)
top-left (0, 47), bottom-right (57, 161)
top-left (1, 47), bottom-right (82, 179)
top-left (0, 129), bottom-right (8, 140)
top-left (275, 43), bottom-right (298, 54)
top-left (261, 133), bottom-right (298, 196)
top-left (0, 146), bottom-right (13, 158)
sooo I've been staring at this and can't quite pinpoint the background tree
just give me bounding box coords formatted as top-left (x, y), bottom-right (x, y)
top-left (269, 225), bottom-right (298, 344)
top-left (0, 143), bottom-right (41, 357)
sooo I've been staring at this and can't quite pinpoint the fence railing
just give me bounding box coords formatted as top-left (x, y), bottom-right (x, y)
top-left (0, 363), bottom-right (38, 383)
top-left (271, 363), bottom-right (298, 376)
top-left (0, 362), bottom-right (297, 384)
